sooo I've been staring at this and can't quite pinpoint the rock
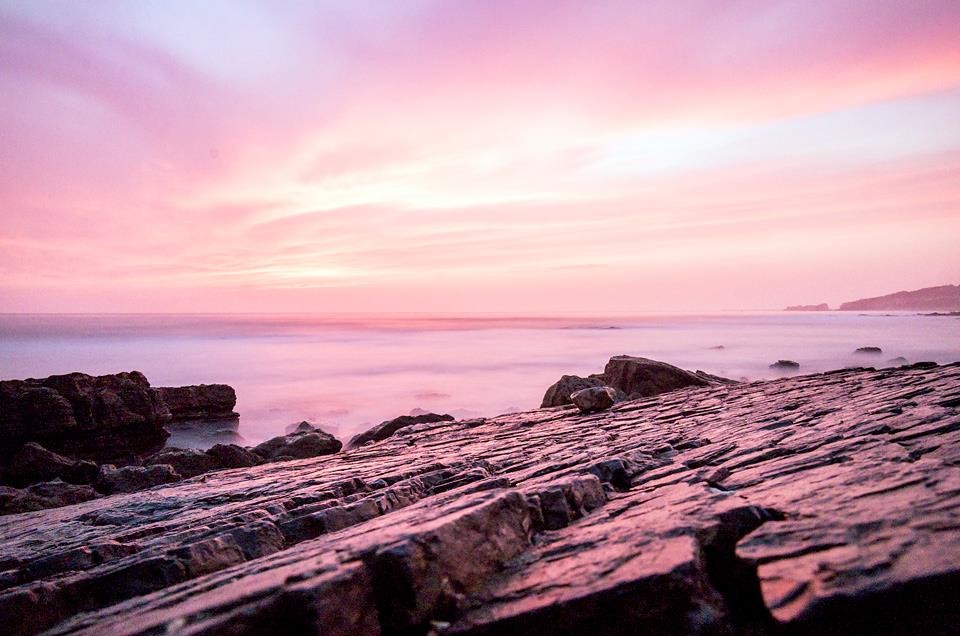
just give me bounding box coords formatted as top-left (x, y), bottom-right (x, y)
top-left (205, 443), bottom-right (262, 468)
top-left (854, 346), bottom-right (883, 354)
top-left (284, 420), bottom-right (317, 434)
top-left (153, 384), bottom-right (238, 422)
top-left (94, 463), bottom-right (181, 495)
top-left (348, 413), bottom-right (455, 448)
top-left (145, 448), bottom-right (220, 478)
top-left (769, 360), bottom-right (800, 371)
top-left (887, 356), bottom-right (909, 366)
top-left (253, 430), bottom-right (342, 461)
top-left (3, 363), bottom-right (960, 635)
top-left (0, 371), bottom-right (170, 463)
top-left (785, 303), bottom-right (830, 311)
top-left (602, 355), bottom-right (711, 399)
top-left (540, 375), bottom-right (607, 408)
top-left (570, 386), bottom-right (617, 413)
top-left (3, 443), bottom-right (99, 487)
top-left (0, 480), bottom-right (99, 515)
top-left (839, 284), bottom-right (960, 311)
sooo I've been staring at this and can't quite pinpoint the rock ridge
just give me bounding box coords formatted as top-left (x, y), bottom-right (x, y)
top-left (0, 363), bottom-right (959, 634)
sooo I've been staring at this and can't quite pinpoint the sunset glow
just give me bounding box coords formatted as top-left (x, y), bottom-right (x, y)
top-left (2, 0), bottom-right (959, 312)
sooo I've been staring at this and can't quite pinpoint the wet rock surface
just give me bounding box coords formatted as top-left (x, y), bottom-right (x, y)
top-left (570, 386), bottom-right (617, 413)
top-left (153, 385), bottom-right (238, 422)
top-left (1, 364), bottom-right (959, 634)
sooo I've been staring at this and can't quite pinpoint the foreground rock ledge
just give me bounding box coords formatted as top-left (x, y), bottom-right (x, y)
top-left (1, 363), bottom-right (959, 635)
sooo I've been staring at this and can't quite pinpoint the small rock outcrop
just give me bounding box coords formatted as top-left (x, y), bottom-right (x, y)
top-left (205, 443), bottom-right (262, 468)
top-left (253, 429), bottom-right (342, 460)
top-left (0, 480), bottom-right (99, 515)
top-left (887, 356), bottom-right (909, 366)
top-left (570, 386), bottom-right (617, 413)
top-left (94, 463), bottom-right (181, 495)
top-left (3, 443), bottom-right (99, 487)
top-left (541, 356), bottom-right (721, 408)
top-left (348, 413), bottom-right (455, 448)
top-left (854, 346), bottom-right (883, 355)
top-left (145, 448), bottom-right (220, 479)
top-left (153, 384), bottom-right (238, 421)
top-left (769, 360), bottom-right (800, 371)
top-left (0, 371), bottom-right (171, 463)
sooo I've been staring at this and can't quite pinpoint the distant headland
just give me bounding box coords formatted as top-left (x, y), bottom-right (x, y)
top-left (786, 284), bottom-right (960, 312)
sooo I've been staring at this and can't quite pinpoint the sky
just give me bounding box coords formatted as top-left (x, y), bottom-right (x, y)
top-left (1, 0), bottom-right (959, 313)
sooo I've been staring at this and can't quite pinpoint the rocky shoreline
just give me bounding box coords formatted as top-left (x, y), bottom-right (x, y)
top-left (0, 359), bottom-right (958, 633)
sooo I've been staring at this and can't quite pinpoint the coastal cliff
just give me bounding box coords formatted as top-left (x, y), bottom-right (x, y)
top-left (1, 363), bottom-right (959, 634)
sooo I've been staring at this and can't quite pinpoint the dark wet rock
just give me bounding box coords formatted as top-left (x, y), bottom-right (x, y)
top-left (3, 443), bottom-right (99, 487)
top-left (253, 430), bottom-right (342, 461)
top-left (708, 345), bottom-right (726, 350)
top-left (348, 413), bottom-right (454, 448)
top-left (0, 481), bottom-right (99, 515)
top-left (144, 448), bottom-right (219, 479)
top-left (540, 374), bottom-right (608, 408)
top-left (854, 346), bottom-right (883, 355)
top-left (93, 463), bottom-right (181, 495)
top-left (0, 371), bottom-right (170, 463)
top-left (205, 443), bottom-right (262, 468)
top-left (570, 386), bottom-right (617, 413)
top-left (769, 360), bottom-right (800, 371)
top-left (2, 364), bottom-right (960, 634)
top-left (153, 384), bottom-right (238, 422)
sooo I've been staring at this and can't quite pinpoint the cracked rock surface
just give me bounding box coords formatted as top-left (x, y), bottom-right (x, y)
top-left (1, 363), bottom-right (959, 635)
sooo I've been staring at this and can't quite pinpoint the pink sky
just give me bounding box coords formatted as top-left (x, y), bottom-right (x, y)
top-left (2, 0), bottom-right (959, 313)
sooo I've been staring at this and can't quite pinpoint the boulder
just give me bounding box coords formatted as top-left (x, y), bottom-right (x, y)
top-left (0, 480), bottom-right (99, 515)
top-left (770, 360), bottom-right (800, 371)
top-left (854, 346), bottom-right (883, 355)
top-left (348, 413), bottom-right (455, 448)
top-left (205, 444), bottom-right (262, 469)
top-left (0, 371), bottom-right (170, 463)
top-left (94, 464), bottom-right (181, 495)
top-left (4, 442), bottom-right (99, 487)
top-left (153, 384), bottom-right (238, 421)
top-left (570, 386), bottom-right (617, 413)
top-left (887, 357), bottom-right (909, 366)
top-left (540, 375), bottom-right (607, 408)
top-left (253, 430), bottom-right (342, 461)
top-left (602, 356), bottom-right (711, 399)
top-left (145, 448), bottom-right (220, 478)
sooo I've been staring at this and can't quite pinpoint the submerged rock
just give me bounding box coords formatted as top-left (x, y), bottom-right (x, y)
top-left (3, 364), bottom-right (959, 634)
top-left (887, 356), bottom-right (909, 366)
top-left (854, 346), bottom-right (883, 355)
top-left (348, 413), bottom-right (455, 448)
top-left (570, 386), bottom-right (617, 413)
top-left (769, 360), bottom-right (800, 371)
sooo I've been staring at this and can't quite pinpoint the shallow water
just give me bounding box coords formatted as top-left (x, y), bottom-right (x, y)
top-left (1, 312), bottom-right (957, 445)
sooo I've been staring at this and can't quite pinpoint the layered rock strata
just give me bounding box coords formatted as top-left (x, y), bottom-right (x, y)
top-left (0, 363), bottom-right (958, 634)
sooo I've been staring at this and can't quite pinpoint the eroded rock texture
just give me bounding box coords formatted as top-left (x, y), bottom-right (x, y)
top-left (1, 364), bottom-right (959, 635)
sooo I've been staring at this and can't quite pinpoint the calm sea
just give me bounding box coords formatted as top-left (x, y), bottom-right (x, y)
top-left (1, 313), bottom-right (957, 446)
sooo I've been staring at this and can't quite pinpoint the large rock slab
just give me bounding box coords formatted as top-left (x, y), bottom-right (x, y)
top-left (348, 413), bottom-right (455, 448)
top-left (0, 363), bottom-right (959, 634)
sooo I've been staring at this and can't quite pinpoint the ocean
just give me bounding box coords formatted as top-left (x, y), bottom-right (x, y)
top-left (1, 312), bottom-right (957, 446)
